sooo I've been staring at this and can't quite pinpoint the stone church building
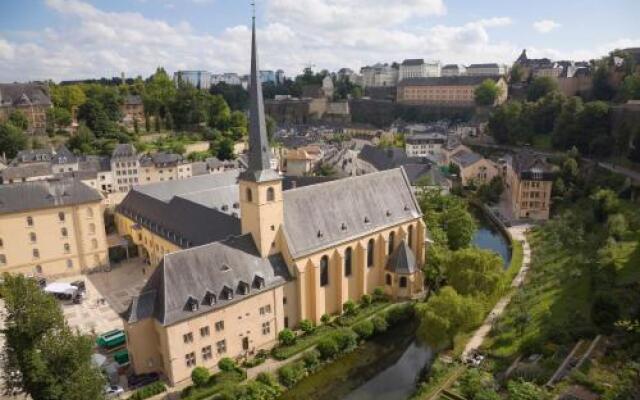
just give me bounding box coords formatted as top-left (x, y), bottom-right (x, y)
top-left (122, 16), bottom-right (427, 385)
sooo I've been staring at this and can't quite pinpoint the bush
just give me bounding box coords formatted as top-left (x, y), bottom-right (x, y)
top-left (299, 319), bottom-right (315, 335)
top-left (372, 287), bottom-right (386, 301)
top-left (317, 337), bottom-right (340, 359)
top-left (360, 294), bottom-right (372, 306)
top-left (320, 313), bottom-right (331, 325)
top-left (332, 328), bottom-right (358, 351)
top-left (218, 357), bottom-right (236, 372)
top-left (372, 316), bottom-right (388, 333)
top-left (278, 328), bottom-right (296, 346)
top-left (277, 361), bottom-right (306, 388)
top-left (343, 300), bottom-right (357, 315)
top-left (191, 366), bottom-right (211, 388)
top-left (385, 303), bottom-right (414, 326)
top-left (352, 320), bottom-right (375, 339)
top-left (256, 372), bottom-right (279, 388)
top-left (129, 381), bottom-right (166, 400)
top-left (302, 349), bottom-right (321, 371)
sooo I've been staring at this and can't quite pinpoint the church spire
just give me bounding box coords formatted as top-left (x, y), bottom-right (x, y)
top-left (240, 6), bottom-right (280, 182)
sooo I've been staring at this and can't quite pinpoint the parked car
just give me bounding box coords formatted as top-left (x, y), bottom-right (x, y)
top-left (70, 280), bottom-right (86, 293)
top-left (127, 372), bottom-right (159, 389)
top-left (104, 385), bottom-right (124, 398)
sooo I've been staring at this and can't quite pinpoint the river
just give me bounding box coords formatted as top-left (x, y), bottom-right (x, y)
top-left (280, 213), bottom-right (511, 400)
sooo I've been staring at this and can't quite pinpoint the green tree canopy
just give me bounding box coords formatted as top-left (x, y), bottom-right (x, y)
top-left (445, 247), bottom-right (505, 297)
top-left (0, 122), bottom-right (28, 158)
top-left (475, 79), bottom-right (503, 106)
top-left (527, 76), bottom-right (559, 102)
top-left (416, 287), bottom-right (483, 349)
top-left (8, 110), bottom-right (29, 130)
top-left (1, 274), bottom-right (105, 399)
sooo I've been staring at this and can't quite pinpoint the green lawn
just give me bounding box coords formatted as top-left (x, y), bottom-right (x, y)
top-left (180, 369), bottom-right (246, 400)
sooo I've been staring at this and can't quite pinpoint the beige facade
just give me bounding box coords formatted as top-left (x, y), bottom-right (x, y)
top-left (501, 153), bottom-right (554, 221)
top-left (0, 198), bottom-right (108, 277)
top-left (397, 77), bottom-right (508, 106)
top-left (139, 162), bottom-right (193, 184)
top-left (457, 158), bottom-right (498, 187)
top-left (115, 213), bottom-right (181, 267)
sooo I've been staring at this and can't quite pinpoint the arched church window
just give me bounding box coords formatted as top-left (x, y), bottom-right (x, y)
top-left (320, 255), bottom-right (329, 287)
top-left (388, 231), bottom-right (395, 254)
top-left (344, 247), bottom-right (352, 277)
top-left (267, 187), bottom-right (275, 201)
top-left (367, 239), bottom-right (375, 267)
top-left (246, 188), bottom-right (253, 202)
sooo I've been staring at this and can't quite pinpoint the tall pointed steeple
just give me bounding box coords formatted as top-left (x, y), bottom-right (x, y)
top-left (240, 9), bottom-right (280, 183)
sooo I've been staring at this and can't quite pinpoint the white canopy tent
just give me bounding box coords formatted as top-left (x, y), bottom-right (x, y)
top-left (44, 282), bottom-right (78, 296)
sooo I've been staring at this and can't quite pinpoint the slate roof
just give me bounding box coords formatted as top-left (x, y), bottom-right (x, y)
top-left (402, 59), bottom-right (425, 66)
top-left (52, 145), bottom-right (77, 165)
top-left (127, 234), bottom-right (291, 326)
top-left (124, 94), bottom-right (143, 105)
top-left (467, 63), bottom-right (501, 69)
top-left (451, 149), bottom-right (483, 168)
top-left (386, 240), bottom-right (417, 274)
top-left (111, 143), bottom-right (137, 159)
top-left (511, 151), bottom-right (555, 180)
top-left (398, 75), bottom-right (501, 87)
top-left (0, 83), bottom-right (52, 107)
top-left (358, 145), bottom-right (408, 171)
top-left (442, 64), bottom-right (460, 70)
top-left (79, 155), bottom-right (111, 173)
top-left (0, 179), bottom-right (102, 215)
top-left (117, 172), bottom-right (242, 247)
top-left (13, 149), bottom-right (55, 164)
top-left (282, 168), bottom-right (421, 258)
top-left (139, 152), bottom-right (183, 167)
top-left (1, 162), bottom-right (53, 181)
top-left (190, 161), bottom-right (208, 176)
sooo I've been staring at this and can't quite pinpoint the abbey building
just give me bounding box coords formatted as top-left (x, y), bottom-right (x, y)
top-left (121, 15), bottom-right (427, 385)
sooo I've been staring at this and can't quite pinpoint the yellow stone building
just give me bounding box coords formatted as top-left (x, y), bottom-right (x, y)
top-left (397, 76), bottom-right (508, 106)
top-left (0, 179), bottom-right (109, 277)
top-left (121, 17), bottom-right (427, 386)
top-left (503, 152), bottom-right (555, 220)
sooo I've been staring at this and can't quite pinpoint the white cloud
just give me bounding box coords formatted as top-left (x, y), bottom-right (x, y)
top-left (533, 19), bottom-right (561, 33)
top-left (0, 0), bottom-right (633, 82)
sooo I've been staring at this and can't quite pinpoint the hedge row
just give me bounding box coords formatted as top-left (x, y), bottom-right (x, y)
top-left (129, 381), bottom-right (166, 400)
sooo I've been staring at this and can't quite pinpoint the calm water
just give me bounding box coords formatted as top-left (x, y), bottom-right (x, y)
top-left (472, 211), bottom-right (512, 268)
top-left (280, 212), bottom-right (511, 400)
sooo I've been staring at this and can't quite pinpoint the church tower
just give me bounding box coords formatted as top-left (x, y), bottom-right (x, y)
top-left (239, 11), bottom-right (283, 258)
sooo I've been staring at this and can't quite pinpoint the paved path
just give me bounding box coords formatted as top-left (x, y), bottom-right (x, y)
top-left (461, 224), bottom-right (532, 359)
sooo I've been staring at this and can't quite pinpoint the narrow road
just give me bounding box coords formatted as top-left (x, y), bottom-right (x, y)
top-left (461, 224), bottom-right (532, 359)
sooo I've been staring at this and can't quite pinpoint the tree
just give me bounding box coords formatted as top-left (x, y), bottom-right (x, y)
top-left (591, 189), bottom-right (620, 222)
top-left (506, 379), bottom-right (550, 400)
top-left (342, 300), bottom-right (357, 315)
top-left (278, 328), bottom-right (296, 346)
top-left (476, 176), bottom-right (504, 205)
top-left (510, 64), bottom-right (525, 83)
top-left (0, 122), bottom-right (28, 158)
top-left (458, 369), bottom-right (496, 399)
top-left (299, 319), bottom-right (315, 335)
top-left (441, 204), bottom-right (477, 250)
top-left (552, 96), bottom-right (584, 151)
top-left (619, 73), bottom-right (640, 101)
top-left (191, 366), bottom-right (210, 387)
top-left (581, 101), bottom-right (612, 157)
top-left (629, 130), bottom-right (640, 163)
top-left (143, 67), bottom-right (176, 117)
top-left (9, 110), bottom-right (29, 130)
top-left (416, 287), bottom-right (483, 349)
top-left (475, 79), bottom-right (502, 106)
top-left (213, 137), bottom-right (235, 160)
top-left (1, 274), bottom-right (105, 399)
top-left (527, 77), bottom-right (559, 102)
top-left (217, 357), bottom-right (236, 372)
top-left (265, 115), bottom-right (276, 141)
top-left (592, 63), bottom-right (615, 101)
top-left (445, 247), bottom-right (504, 297)
top-left (77, 98), bottom-right (115, 135)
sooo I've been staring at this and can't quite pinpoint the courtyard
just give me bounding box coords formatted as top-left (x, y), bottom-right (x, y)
top-left (55, 258), bottom-right (151, 335)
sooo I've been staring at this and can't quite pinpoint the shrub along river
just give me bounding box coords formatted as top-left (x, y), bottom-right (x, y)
top-left (279, 213), bottom-right (511, 400)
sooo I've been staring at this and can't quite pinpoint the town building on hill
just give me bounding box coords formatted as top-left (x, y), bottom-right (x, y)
top-left (502, 152), bottom-right (554, 220)
top-left (121, 15), bottom-right (428, 385)
top-left (466, 63), bottom-right (508, 76)
top-left (450, 149), bottom-right (498, 187)
top-left (441, 64), bottom-right (467, 77)
top-left (0, 83), bottom-right (52, 135)
top-left (120, 94), bottom-right (145, 130)
top-left (0, 179), bottom-right (109, 277)
top-left (397, 76), bottom-right (508, 106)
top-left (399, 59), bottom-right (441, 80)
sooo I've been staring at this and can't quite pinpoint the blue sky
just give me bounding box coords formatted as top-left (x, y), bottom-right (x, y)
top-left (0, 0), bottom-right (638, 82)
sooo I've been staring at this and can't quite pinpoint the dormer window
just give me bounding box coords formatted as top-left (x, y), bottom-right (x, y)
top-left (364, 216), bottom-right (370, 224)
top-left (186, 296), bottom-right (199, 312)
top-left (203, 291), bottom-right (216, 306)
top-left (386, 210), bottom-right (392, 217)
top-left (253, 275), bottom-right (265, 289)
top-left (341, 223), bottom-right (347, 231)
top-left (221, 264), bottom-right (231, 272)
top-left (221, 204), bottom-right (229, 212)
top-left (404, 205), bottom-right (410, 211)
top-left (238, 281), bottom-right (250, 295)
top-left (267, 187), bottom-right (275, 202)
top-left (317, 230), bottom-right (323, 238)
top-left (233, 202), bottom-right (240, 209)
top-left (221, 286), bottom-right (233, 300)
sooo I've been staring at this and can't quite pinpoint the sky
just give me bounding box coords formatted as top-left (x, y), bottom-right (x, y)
top-left (0, 0), bottom-right (639, 82)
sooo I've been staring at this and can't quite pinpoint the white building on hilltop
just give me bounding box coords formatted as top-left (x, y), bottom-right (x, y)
top-left (399, 59), bottom-right (441, 81)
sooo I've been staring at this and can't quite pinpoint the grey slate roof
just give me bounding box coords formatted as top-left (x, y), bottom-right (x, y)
top-left (79, 155), bottom-right (111, 172)
top-left (190, 161), bottom-right (208, 176)
top-left (13, 149), bottom-right (55, 164)
top-left (52, 145), bottom-right (77, 165)
top-left (398, 75), bottom-right (501, 87)
top-left (1, 162), bottom-right (53, 181)
top-left (117, 172), bottom-right (242, 247)
top-left (451, 150), bottom-right (483, 168)
top-left (511, 151), bottom-right (555, 180)
top-left (358, 145), bottom-right (408, 171)
top-left (127, 234), bottom-right (290, 325)
top-left (124, 94), bottom-right (142, 105)
top-left (0, 83), bottom-right (52, 107)
top-left (0, 179), bottom-right (102, 215)
top-left (282, 168), bottom-right (421, 258)
top-left (402, 59), bottom-right (425, 66)
top-left (111, 143), bottom-right (137, 159)
top-left (467, 63), bottom-right (501, 69)
top-left (139, 152), bottom-right (183, 167)
top-left (386, 240), bottom-right (417, 274)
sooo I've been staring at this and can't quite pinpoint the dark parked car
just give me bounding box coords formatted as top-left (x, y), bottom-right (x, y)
top-left (70, 280), bottom-right (86, 293)
top-left (127, 372), bottom-right (159, 389)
